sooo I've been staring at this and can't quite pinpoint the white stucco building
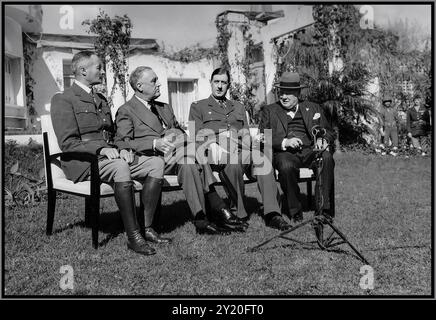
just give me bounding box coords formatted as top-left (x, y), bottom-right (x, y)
top-left (4, 5), bottom-right (43, 131)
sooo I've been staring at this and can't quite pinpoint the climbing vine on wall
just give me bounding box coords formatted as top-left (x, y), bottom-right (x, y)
top-left (215, 15), bottom-right (231, 71)
top-left (82, 9), bottom-right (132, 106)
top-left (215, 15), bottom-right (259, 124)
top-left (23, 34), bottom-right (37, 118)
top-left (159, 43), bottom-right (219, 63)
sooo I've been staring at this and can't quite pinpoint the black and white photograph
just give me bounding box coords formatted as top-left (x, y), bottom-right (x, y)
top-left (2, 1), bottom-right (433, 303)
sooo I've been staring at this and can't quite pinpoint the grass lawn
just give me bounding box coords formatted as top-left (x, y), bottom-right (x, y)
top-left (3, 151), bottom-right (432, 296)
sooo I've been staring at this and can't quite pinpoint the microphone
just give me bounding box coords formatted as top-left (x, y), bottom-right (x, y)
top-left (311, 125), bottom-right (328, 151)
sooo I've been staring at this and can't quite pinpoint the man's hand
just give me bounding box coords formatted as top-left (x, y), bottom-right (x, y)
top-left (120, 149), bottom-right (134, 164)
top-left (284, 137), bottom-right (303, 149)
top-left (209, 142), bottom-right (229, 164)
top-left (407, 132), bottom-right (412, 138)
top-left (155, 137), bottom-right (175, 154)
top-left (99, 147), bottom-right (120, 160)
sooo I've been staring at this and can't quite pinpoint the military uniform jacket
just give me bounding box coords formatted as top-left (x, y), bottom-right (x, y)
top-left (259, 100), bottom-right (335, 152)
top-left (50, 83), bottom-right (128, 183)
top-left (189, 95), bottom-right (250, 142)
top-left (115, 95), bottom-right (184, 154)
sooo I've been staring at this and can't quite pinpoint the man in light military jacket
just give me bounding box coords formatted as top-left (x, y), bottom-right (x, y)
top-left (189, 68), bottom-right (291, 231)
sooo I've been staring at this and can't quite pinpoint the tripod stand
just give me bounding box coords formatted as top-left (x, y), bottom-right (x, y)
top-left (248, 133), bottom-right (370, 265)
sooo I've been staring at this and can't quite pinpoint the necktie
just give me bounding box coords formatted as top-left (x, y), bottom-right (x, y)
top-left (219, 100), bottom-right (226, 108)
top-left (150, 103), bottom-right (166, 128)
top-left (90, 89), bottom-right (102, 112)
top-left (150, 103), bottom-right (159, 117)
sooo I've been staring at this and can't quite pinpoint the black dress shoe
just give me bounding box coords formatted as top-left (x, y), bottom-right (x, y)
top-left (265, 213), bottom-right (292, 231)
top-left (195, 221), bottom-right (231, 235)
top-left (215, 208), bottom-right (248, 228)
top-left (144, 227), bottom-right (172, 244)
top-left (127, 230), bottom-right (156, 256)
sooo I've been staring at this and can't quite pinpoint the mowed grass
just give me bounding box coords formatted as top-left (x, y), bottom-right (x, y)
top-left (4, 152), bottom-right (432, 296)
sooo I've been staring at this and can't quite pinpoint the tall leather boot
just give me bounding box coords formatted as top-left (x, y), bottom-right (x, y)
top-left (141, 176), bottom-right (172, 244)
top-left (114, 181), bottom-right (156, 255)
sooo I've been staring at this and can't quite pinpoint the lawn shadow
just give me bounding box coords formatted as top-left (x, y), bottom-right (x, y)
top-left (154, 195), bottom-right (261, 234)
top-left (251, 240), bottom-right (365, 263)
top-left (52, 209), bottom-right (124, 247)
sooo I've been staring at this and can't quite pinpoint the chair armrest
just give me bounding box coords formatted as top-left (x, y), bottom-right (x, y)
top-left (49, 152), bottom-right (100, 196)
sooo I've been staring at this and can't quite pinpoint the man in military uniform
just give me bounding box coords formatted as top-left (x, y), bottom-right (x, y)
top-left (189, 68), bottom-right (291, 231)
top-left (50, 51), bottom-right (166, 256)
top-left (115, 66), bottom-right (247, 235)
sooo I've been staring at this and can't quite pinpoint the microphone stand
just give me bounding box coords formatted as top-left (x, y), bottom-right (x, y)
top-left (248, 127), bottom-right (370, 265)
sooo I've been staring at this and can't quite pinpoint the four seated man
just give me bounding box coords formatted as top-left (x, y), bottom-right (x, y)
top-left (50, 50), bottom-right (335, 255)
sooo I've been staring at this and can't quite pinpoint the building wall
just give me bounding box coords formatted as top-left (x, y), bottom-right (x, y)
top-left (4, 16), bottom-right (27, 129)
top-left (32, 48), bottom-right (72, 116)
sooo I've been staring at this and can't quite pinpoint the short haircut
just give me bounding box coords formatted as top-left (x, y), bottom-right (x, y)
top-left (71, 50), bottom-right (96, 76)
top-left (210, 67), bottom-right (230, 83)
top-left (129, 66), bottom-right (153, 91)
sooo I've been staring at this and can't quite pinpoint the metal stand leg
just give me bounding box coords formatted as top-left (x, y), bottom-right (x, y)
top-left (248, 148), bottom-right (369, 265)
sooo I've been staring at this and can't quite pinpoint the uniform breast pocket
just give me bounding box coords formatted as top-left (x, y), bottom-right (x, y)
top-left (74, 105), bottom-right (98, 130)
top-left (203, 114), bottom-right (219, 123)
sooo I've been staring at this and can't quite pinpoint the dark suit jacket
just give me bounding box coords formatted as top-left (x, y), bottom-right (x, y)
top-left (406, 106), bottom-right (430, 136)
top-left (50, 83), bottom-right (126, 183)
top-left (259, 100), bottom-right (335, 152)
top-left (115, 95), bottom-right (184, 154)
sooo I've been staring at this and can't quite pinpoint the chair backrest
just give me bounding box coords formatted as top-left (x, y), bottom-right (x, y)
top-left (40, 114), bottom-right (67, 184)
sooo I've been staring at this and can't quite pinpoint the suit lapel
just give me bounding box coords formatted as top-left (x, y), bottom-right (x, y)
top-left (129, 96), bottom-right (164, 134)
top-left (207, 96), bottom-right (232, 116)
top-left (272, 103), bottom-right (288, 132)
top-left (93, 92), bottom-right (103, 109)
top-left (151, 101), bottom-right (171, 128)
top-left (299, 101), bottom-right (312, 130)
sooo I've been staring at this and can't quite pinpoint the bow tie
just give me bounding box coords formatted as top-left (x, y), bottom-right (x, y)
top-left (286, 106), bottom-right (297, 113)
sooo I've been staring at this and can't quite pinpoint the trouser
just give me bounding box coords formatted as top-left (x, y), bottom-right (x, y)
top-left (411, 135), bottom-right (429, 152)
top-left (384, 125), bottom-right (398, 148)
top-left (273, 148), bottom-right (334, 217)
top-left (162, 146), bottom-right (220, 219)
top-left (212, 146), bottom-right (281, 219)
top-left (98, 155), bottom-right (165, 182)
top-left (93, 155), bottom-right (165, 230)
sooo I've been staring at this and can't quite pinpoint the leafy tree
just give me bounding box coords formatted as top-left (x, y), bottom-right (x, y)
top-left (82, 9), bottom-right (132, 106)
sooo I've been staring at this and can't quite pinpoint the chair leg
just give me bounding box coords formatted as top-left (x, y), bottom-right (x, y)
top-left (307, 181), bottom-right (313, 210)
top-left (46, 190), bottom-right (57, 235)
top-left (90, 196), bottom-right (100, 249)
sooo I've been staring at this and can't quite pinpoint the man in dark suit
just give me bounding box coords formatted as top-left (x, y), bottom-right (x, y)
top-left (259, 72), bottom-right (336, 222)
top-left (189, 68), bottom-right (291, 231)
top-left (115, 66), bottom-right (247, 235)
top-left (51, 51), bottom-right (166, 256)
